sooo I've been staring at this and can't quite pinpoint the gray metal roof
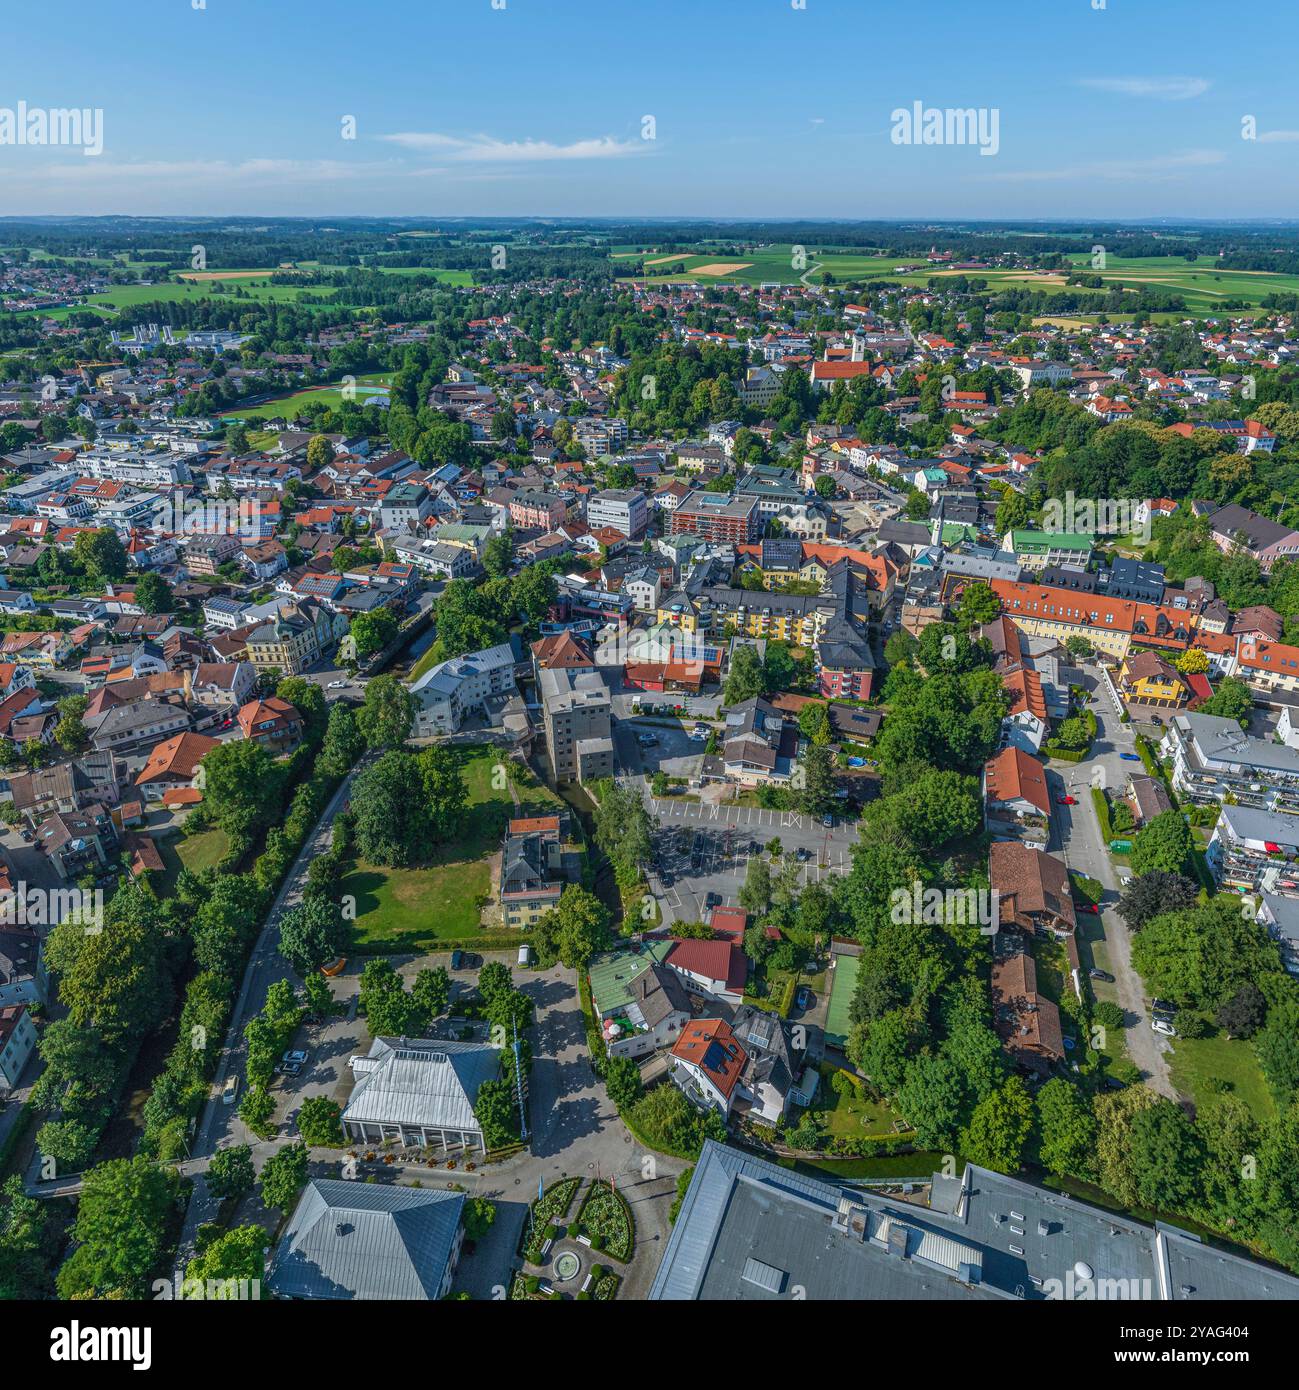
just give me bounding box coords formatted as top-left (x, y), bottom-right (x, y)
top-left (343, 1037), bottom-right (501, 1134)
top-left (649, 1142), bottom-right (1299, 1302)
top-left (266, 1179), bottom-right (464, 1301)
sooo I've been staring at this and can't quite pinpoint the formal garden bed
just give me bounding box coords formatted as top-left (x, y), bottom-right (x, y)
top-left (519, 1175), bottom-right (582, 1264)
top-left (573, 1179), bottom-right (635, 1263)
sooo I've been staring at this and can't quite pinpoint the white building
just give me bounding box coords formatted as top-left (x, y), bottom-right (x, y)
top-left (410, 640), bottom-right (518, 736)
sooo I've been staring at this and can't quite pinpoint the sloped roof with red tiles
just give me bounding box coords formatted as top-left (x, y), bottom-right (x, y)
top-left (984, 745), bottom-right (1051, 818)
top-left (670, 1018), bottom-right (747, 1098)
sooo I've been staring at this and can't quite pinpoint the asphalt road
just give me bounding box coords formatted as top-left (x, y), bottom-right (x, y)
top-left (1050, 668), bottom-right (1175, 1098)
top-left (170, 753), bottom-right (373, 1276)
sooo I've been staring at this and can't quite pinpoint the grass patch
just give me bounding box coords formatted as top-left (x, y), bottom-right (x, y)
top-left (1169, 1034), bottom-right (1275, 1124)
top-left (155, 825), bottom-right (232, 895)
top-left (812, 1063), bottom-right (900, 1138)
top-left (343, 745), bottom-right (565, 952)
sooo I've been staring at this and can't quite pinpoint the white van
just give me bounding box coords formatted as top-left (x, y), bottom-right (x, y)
top-left (518, 944), bottom-right (533, 968)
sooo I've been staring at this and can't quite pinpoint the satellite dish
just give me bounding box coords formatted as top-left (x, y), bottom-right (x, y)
top-left (1075, 1261), bottom-right (1094, 1281)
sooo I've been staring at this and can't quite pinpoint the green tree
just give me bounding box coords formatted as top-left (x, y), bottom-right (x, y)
top-left (724, 645), bottom-right (766, 703)
top-left (201, 739), bottom-right (282, 841)
top-left (534, 885), bottom-right (610, 970)
top-left (1130, 809), bottom-right (1193, 877)
top-left (359, 957), bottom-right (420, 1036)
top-left (960, 1076), bottom-right (1034, 1173)
top-left (473, 1078), bottom-right (519, 1150)
top-left (797, 700), bottom-right (832, 746)
top-left (54, 694), bottom-right (90, 755)
top-left (1035, 1078), bottom-right (1097, 1178)
top-left (135, 571), bottom-right (174, 614)
top-left (207, 1144), bottom-right (256, 1201)
top-left (356, 674), bottom-right (414, 749)
top-left (57, 1156), bottom-right (179, 1299)
top-left (260, 1141), bottom-right (310, 1214)
top-left (604, 1055), bottom-right (644, 1110)
top-left (895, 1054), bottom-right (964, 1149)
top-left (798, 743), bottom-right (837, 818)
top-left (184, 1225), bottom-right (268, 1296)
top-left (411, 965), bottom-right (451, 1023)
top-left (297, 1097), bottom-right (345, 1147)
top-left (349, 607), bottom-right (399, 661)
top-left (72, 527), bottom-right (128, 584)
top-left (278, 895), bottom-right (348, 976)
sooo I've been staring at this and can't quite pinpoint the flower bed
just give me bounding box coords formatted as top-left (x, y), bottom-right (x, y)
top-left (520, 1175), bottom-right (582, 1264)
top-left (575, 1180), bottom-right (635, 1263)
top-left (592, 1270), bottom-right (621, 1300)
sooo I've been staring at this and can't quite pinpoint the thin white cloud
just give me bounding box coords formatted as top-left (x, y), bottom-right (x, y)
top-left (1259, 129), bottom-right (1299, 143)
top-left (987, 149), bottom-right (1224, 183)
top-left (377, 131), bottom-right (641, 161)
top-left (11, 157), bottom-right (398, 183)
top-left (1077, 76), bottom-right (1210, 100)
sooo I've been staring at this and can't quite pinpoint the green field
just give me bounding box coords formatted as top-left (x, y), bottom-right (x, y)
top-left (222, 373), bottom-right (392, 423)
top-left (614, 243), bottom-right (1299, 315)
top-left (343, 746), bottom-right (568, 952)
top-left (1169, 1034), bottom-right (1276, 1124)
top-left (1062, 252), bottom-right (1299, 311)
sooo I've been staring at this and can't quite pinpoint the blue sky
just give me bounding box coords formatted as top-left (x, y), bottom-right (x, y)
top-left (2, 0), bottom-right (1298, 219)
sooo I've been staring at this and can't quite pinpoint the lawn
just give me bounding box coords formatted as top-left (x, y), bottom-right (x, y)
top-left (222, 378), bottom-right (391, 423)
top-left (343, 746), bottom-right (567, 952)
top-left (155, 825), bottom-right (232, 895)
top-left (1169, 1034), bottom-right (1276, 1124)
top-left (813, 1063), bottom-right (901, 1138)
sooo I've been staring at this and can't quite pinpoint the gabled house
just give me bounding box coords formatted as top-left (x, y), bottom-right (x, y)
top-left (989, 841), bottom-right (1077, 940)
top-left (669, 1018), bottom-right (747, 1116)
top-left (983, 746), bottom-right (1051, 850)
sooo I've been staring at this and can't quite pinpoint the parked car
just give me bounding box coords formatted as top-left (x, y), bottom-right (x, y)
top-left (1151, 1018), bottom-right (1177, 1037)
top-left (1056, 795), bottom-right (1077, 805)
top-left (327, 679), bottom-right (348, 689)
top-left (1089, 968), bottom-right (1115, 983)
top-left (821, 814), bottom-right (834, 828)
top-left (1076, 902), bottom-right (1099, 915)
top-left (450, 949), bottom-right (463, 970)
top-left (796, 847), bottom-right (811, 862)
top-left (221, 1075), bottom-right (239, 1105)
top-left (704, 891), bottom-right (721, 909)
top-left (796, 986), bottom-right (813, 1011)
top-left (278, 1061), bottom-right (302, 1077)
top-left (282, 1050), bottom-right (308, 1067)
top-left (1151, 998), bottom-right (1177, 1016)
top-left (1120, 752), bottom-right (1141, 762)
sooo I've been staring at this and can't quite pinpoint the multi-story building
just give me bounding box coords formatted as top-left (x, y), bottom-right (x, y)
top-left (588, 942), bottom-right (692, 1060)
top-left (378, 482), bottom-right (436, 532)
top-left (586, 488), bottom-right (647, 540)
top-left (508, 489), bottom-right (568, 531)
top-left (1207, 803), bottom-right (1299, 895)
top-left (816, 617), bottom-right (876, 700)
top-left (1160, 712), bottom-right (1299, 813)
top-left (183, 532), bottom-right (242, 576)
top-left (499, 813), bottom-right (577, 929)
top-left (1001, 530), bottom-right (1094, 571)
top-left (244, 601), bottom-right (345, 676)
top-left (410, 641), bottom-right (519, 737)
top-left (988, 579), bottom-right (1197, 661)
top-left (669, 491), bottom-right (761, 546)
top-left (539, 667), bottom-right (613, 783)
top-left (0, 1004), bottom-right (37, 1094)
top-left (699, 585), bottom-right (838, 649)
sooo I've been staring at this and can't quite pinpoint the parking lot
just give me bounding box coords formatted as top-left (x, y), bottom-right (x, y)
top-left (648, 799), bottom-right (859, 925)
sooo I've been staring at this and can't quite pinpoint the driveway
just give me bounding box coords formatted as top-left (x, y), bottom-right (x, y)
top-left (1049, 672), bottom-right (1174, 1098)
